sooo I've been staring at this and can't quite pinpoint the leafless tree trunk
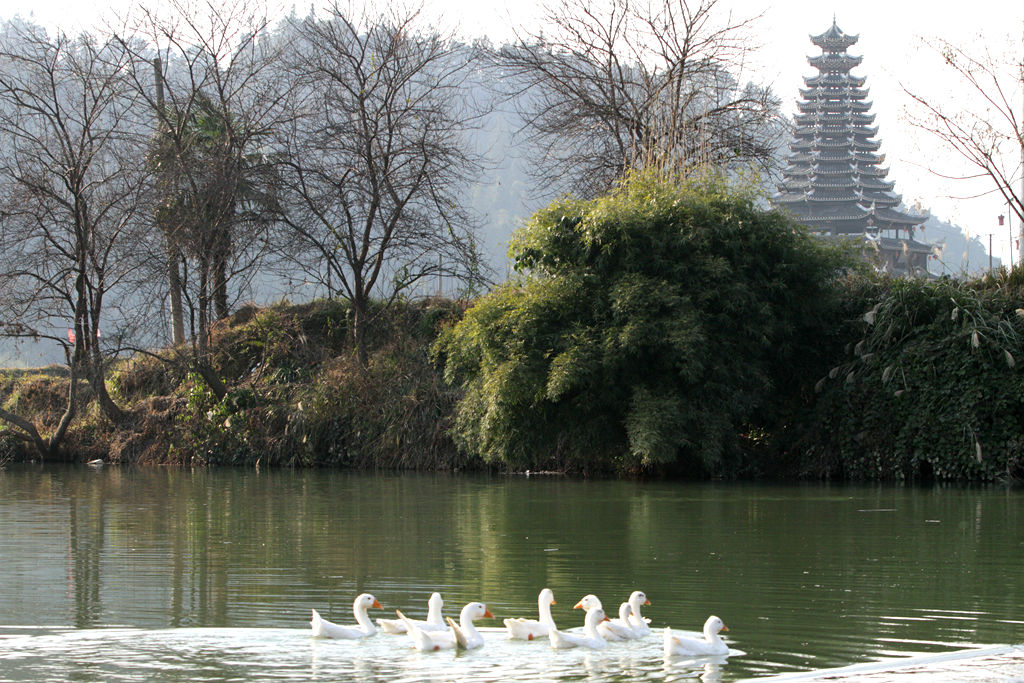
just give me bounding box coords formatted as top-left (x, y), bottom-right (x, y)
top-left (492, 0), bottom-right (784, 198)
top-left (904, 38), bottom-right (1024, 231)
top-left (0, 24), bottom-right (148, 456)
top-left (153, 55), bottom-right (186, 345)
top-left (277, 4), bottom-right (488, 366)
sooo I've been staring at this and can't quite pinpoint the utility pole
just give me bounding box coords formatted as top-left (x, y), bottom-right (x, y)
top-left (1008, 210), bottom-right (1015, 269)
top-left (1019, 21), bottom-right (1024, 270)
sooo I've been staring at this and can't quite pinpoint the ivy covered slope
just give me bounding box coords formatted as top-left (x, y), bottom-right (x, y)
top-left (794, 274), bottom-right (1024, 482)
top-left (434, 172), bottom-right (852, 475)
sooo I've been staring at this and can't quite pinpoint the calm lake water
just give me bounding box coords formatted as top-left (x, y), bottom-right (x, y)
top-left (0, 465), bottom-right (1021, 681)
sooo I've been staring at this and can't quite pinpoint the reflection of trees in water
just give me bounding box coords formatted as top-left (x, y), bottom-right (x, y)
top-left (12, 467), bottom-right (1020, 653)
top-left (68, 490), bottom-right (104, 627)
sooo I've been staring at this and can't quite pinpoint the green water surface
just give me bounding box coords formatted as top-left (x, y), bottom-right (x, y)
top-left (0, 466), bottom-right (1021, 680)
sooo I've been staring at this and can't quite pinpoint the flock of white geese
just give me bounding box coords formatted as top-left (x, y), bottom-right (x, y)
top-left (310, 589), bottom-right (732, 659)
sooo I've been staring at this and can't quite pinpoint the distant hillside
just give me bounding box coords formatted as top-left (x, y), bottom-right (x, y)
top-left (917, 212), bottom-right (1003, 277)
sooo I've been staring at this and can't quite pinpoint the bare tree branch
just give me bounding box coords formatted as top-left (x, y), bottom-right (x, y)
top-left (0, 22), bottom-right (148, 455)
top-left (904, 38), bottom-right (1024, 228)
top-left (276, 3), bottom-right (489, 365)
top-left (490, 0), bottom-right (784, 197)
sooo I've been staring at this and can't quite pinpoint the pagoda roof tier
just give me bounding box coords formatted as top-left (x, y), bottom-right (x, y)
top-left (873, 206), bottom-right (924, 226)
top-left (793, 182), bottom-right (854, 194)
top-left (819, 102), bottom-right (865, 114)
top-left (850, 113), bottom-right (875, 125)
top-left (857, 192), bottom-right (901, 207)
top-left (814, 151), bottom-right (857, 161)
top-left (808, 54), bottom-right (863, 72)
top-left (810, 164), bottom-right (858, 175)
top-left (810, 158), bottom-right (856, 168)
top-left (811, 179), bottom-right (860, 189)
top-left (810, 21), bottom-right (860, 51)
top-left (800, 88), bottom-right (870, 101)
top-left (799, 100), bottom-right (850, 113)
top-left (795, 112), bottom-right (852, 124)
top-left (812, 137), bottom-right (859, 148)
top-left (852, 125), bottom-right (879, 137)
top-left (857, 176), bottom-right (895, 190)
top-left (784, 177), bottom-right (861, 189)
top-left (852, 138), bottom-right (881, 151)
top-left (799, 189), bottom-right (861, 201)
top-left (855, 165), bottom-right (890, 177)
top-left (854, 151), bottom-right (884, 163)
top-left (790, 138), bottom-right (854, 150)
top-left (793, 124), bottom-right (856, 135)
top-left (776, 201), bottom-right (872, 222)
top-left (805, 74), bottom-right (866, 88)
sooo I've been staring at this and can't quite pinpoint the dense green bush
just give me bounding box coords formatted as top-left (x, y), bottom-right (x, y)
top-left (793, 274), bottom-right (1024, 481)
top-left (435, 171), bottom-right (852, 474)
top-left (160, 298), bottom-right (474, 468)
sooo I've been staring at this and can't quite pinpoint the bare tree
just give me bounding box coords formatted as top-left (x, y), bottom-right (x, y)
top-left (278, 4), bottom-right (487, 365)
top-left (905, 38), bottom-right (1024, 232)
top-left (0, 22), bottom-right (149, 457)
top-left (492, 0), bottom-right (783, 198)
top-left (117, 0), bottom-right (291, 395)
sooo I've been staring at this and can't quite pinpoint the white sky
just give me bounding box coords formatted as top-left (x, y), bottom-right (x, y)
top-left (3, 0), bottom-right (1023, 264)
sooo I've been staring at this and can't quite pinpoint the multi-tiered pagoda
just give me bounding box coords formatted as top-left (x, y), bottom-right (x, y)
top-left (775, 21), bottom-right (933, 276)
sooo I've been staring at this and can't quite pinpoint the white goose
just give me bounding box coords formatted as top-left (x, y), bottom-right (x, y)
top-left (626, 590), bottom-right (652, 636)
top-left (378, 592), bottom-right (446, 634)
top-left (663, 615), bottom-right (731, 657)
top-left (503, 587), bottom-right (557, 640)
top-left (598, 601), bottom-right (640, 641)
top-left (310, 593), bottom-right (382, 639)
top-left (399, 601), bottom-right (494, 651)
top-left (573, 594), bottom-right (602, 611)
top-left (549, 606), bottom-right (609, 650)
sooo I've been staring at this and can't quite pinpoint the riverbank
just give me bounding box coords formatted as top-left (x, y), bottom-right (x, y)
top-left (0, 298), bottom-right (482, 470)
top-left (2, 273), bottom-right (1024, 482)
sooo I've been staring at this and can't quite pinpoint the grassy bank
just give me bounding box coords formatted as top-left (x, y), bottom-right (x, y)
top-left (0, 298), bottom-right (484, 470)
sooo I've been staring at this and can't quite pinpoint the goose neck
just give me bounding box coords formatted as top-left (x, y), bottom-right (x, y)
top-left (354, 604), bottom-right (375, 633)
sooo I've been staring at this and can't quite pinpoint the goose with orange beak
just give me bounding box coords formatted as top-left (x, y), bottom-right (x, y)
top-left (399, 601), bottom-right (494, 651)
top-left (310, 593), bottom-right (382, 639)
top-left (664, 615), bottom-right (731, 657)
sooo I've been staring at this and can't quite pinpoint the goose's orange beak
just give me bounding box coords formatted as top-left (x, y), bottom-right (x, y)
top-left (721, 624), bottom-right (729, 632)
top-left (644, 599), bottom-right (651, 605)
top-left (573, 600), bottom-right (584, 609)
top-left (372, 599), bottom-right (382, 609)
top-left (483, 608), bottom-right (494, 619)
top-left (551, 599), bottom-right (557, 605)
top-left (602, 615), bottom-right (610, 622)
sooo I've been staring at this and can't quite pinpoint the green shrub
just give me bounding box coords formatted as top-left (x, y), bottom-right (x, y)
top-left (793, 275), bottom-right (1024, 482)
top-left (436, 170), bottom-right (852, 474)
